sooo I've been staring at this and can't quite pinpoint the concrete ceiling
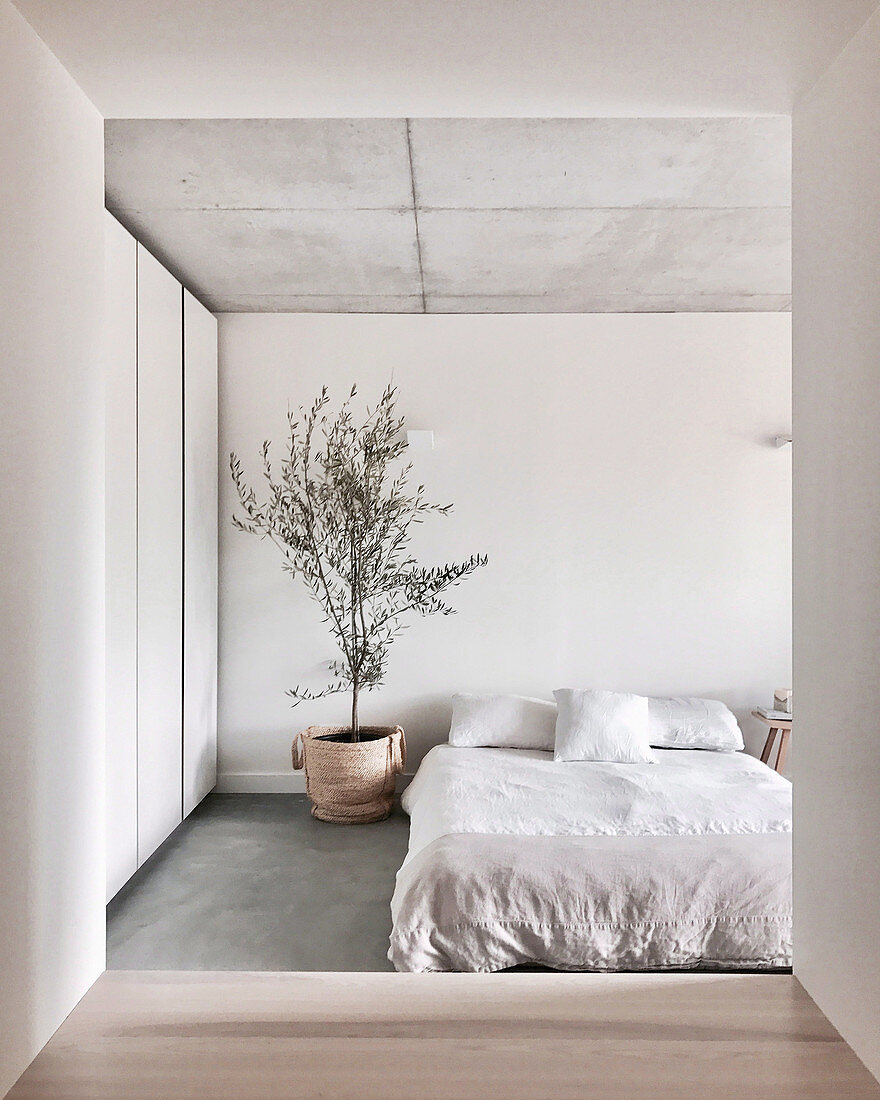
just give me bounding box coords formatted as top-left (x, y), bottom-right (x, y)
top-left (105, 118), bottom-right (791, 314)
top-left (12, 1), bottom-right (879, 118)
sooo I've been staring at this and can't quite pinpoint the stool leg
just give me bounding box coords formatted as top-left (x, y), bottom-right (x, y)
top-left (776, 729), bottom-right (791, 774)
top-left (761, 728), bottom-right (778, 765)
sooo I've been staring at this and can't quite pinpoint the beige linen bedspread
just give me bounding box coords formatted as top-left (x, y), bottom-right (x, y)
top-left (389, 831), bottom-right (792, 973)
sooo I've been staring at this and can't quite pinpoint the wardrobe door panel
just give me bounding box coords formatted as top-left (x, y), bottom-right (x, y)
top-left (183, 290), bottom-right (218, 816)
top-left (136, 245), bottom-right (183, 865)
top-left (105, 213), bottom-right (138, 900)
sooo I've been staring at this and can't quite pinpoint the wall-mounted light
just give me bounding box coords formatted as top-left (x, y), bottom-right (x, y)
top-left (407, 430), bottom-right (434, 451)
top-left (774, 435), bottom-right (792, 448)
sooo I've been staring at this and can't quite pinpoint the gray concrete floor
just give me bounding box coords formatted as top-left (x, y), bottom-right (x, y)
top-left (107, 794), bottom-right (410, 971)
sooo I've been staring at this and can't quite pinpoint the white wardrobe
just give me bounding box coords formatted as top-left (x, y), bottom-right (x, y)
top-left (105, 213), bottom-right (218, 901)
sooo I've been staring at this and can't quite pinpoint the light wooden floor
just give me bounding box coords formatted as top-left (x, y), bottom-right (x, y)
top-left (9, 971), bottom-right (880, 1099)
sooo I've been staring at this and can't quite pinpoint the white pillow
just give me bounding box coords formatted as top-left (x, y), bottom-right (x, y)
top-left (648, 697), bottom-right (744, 752)
top-left (553, 689), bottom-right (654, 763)
top-left (448, 693), bottom-right (557, 751)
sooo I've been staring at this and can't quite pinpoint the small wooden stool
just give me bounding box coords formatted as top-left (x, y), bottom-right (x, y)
top-left (752, 710), bottom-right (792, 773)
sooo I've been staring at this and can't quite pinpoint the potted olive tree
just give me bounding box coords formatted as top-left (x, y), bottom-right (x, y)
top-left (230, 384), bottom-right (487, 823)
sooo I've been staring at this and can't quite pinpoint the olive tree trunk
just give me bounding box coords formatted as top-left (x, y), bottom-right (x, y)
top-left (351, 680), bottom-right (360, 742)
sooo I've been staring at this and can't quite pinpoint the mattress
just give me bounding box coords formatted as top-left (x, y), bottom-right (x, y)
top-left (388, 745), bottom-right (792, 973)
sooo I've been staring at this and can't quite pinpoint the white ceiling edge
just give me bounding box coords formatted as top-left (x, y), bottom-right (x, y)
top-left (12, 0), bottom-right (879, 119)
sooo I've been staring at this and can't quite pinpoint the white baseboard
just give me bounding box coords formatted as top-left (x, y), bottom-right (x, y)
top-left (215, 772), bottom-right (413, 794)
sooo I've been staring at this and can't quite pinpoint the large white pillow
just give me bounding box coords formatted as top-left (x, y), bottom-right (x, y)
top-left (553, 689), bottom-right (655, 763)
top-left (648, 696), bottom-right (744, 752)
top-left (448, 693), bottom-right (557, 751)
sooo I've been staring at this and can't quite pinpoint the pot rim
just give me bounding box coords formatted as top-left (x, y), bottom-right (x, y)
top-left (303, 724), bottom-right (402, 740)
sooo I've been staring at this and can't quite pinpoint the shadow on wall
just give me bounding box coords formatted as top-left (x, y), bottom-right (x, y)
top-left (388, 694), bottom-right (456, 769)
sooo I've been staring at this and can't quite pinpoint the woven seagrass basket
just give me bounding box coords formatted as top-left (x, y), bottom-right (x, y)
top-left (291, 725), bottom-right (406, 824)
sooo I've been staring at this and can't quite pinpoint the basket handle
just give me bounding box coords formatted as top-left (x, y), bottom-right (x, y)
top-left (391, 726), bottom-right (407, 774)
top-left (291, 732), bottom-right (304, 771)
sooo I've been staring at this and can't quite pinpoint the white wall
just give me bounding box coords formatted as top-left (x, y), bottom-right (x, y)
top-left (0, 1), bottom-right (105, 1093)
top-left (105, 213), bottom-right (138, 901)
top-left (218, 312), bottom-right (791, 787)
top-left (792, 5), bottom-right (880, 1080)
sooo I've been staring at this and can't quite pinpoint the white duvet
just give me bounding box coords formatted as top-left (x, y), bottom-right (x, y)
top-left (401, 745), bottom-right (791, 861)
top-left (389, 745), bottom-right (792, 973)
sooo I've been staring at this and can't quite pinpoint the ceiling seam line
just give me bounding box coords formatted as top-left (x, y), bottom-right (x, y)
top-left (405, 119), bottom-right (427, 313)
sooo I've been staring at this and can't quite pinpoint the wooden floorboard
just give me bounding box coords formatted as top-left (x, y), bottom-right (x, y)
top-left (9, 971), bottom-right (880, 1099)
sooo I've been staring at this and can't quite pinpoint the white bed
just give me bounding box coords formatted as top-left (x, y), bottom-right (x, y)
top-left (388, 744), bottom-right (792, 973)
